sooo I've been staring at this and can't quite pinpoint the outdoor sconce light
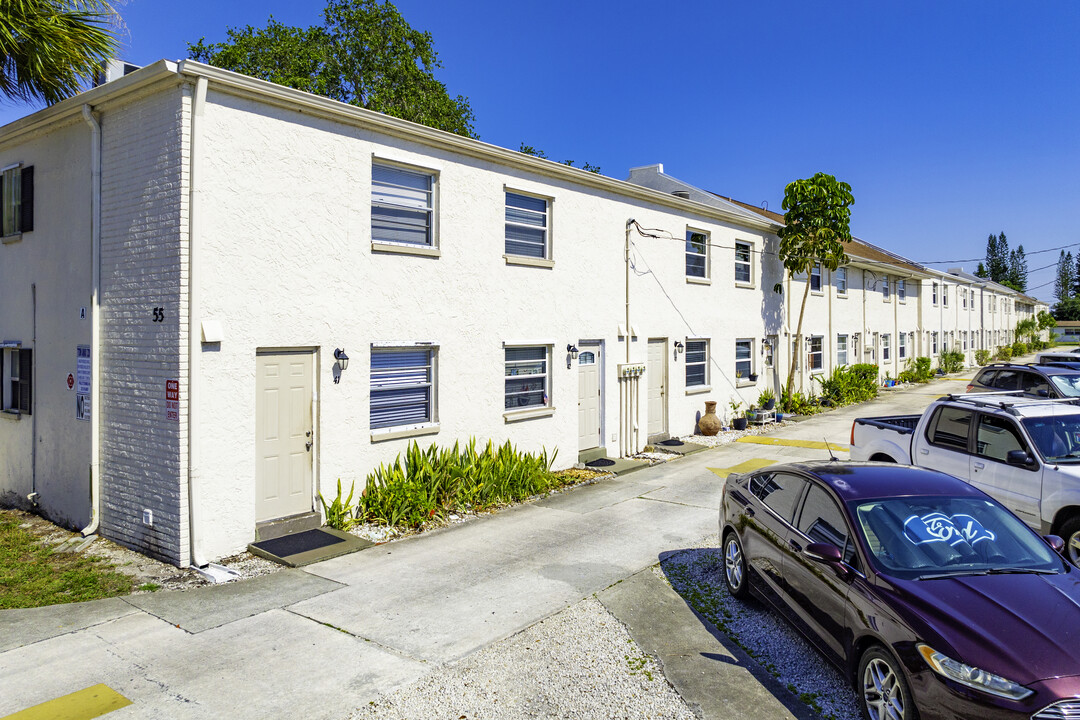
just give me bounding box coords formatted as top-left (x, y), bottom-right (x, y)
top-left (673, 340), bottom-right (684, 362)
top-left (567, 344), bottom-right (579, 369)
top-left (333, 348), bottom-right (349, 383)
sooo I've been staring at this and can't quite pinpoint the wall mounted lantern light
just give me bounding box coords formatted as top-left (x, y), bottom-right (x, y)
top-left (333, 348), bottom-right (349, 383)
top-left (673, 340), bottom-right (684, 362)
top-left (566, 344), bottom-right (579, 369)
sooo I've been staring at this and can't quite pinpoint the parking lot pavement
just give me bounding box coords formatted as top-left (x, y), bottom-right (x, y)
top-left (0, 375), bottom-right (972, 718)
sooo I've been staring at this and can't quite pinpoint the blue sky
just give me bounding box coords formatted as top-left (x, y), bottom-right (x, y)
top-left (3, 1), bottom-right (1077, 301)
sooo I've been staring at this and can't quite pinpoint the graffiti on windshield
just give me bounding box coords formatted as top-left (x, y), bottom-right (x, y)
top-left (903, 513), bottom-right (996, 547)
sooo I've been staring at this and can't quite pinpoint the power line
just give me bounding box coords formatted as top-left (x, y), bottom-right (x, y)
top-left (917, 241), bottom-right (1080, 265)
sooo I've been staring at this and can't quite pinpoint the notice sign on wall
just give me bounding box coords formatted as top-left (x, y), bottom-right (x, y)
top-left (166, 380), bottom-right (180, 422)
top-left (75, 345), bottom-right (91, 422)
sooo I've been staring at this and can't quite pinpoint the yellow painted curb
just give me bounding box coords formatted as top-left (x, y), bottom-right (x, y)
top-left (2, 684), bottom-right (131, 720)
top-left (708, 458), bottom-right (777, 478)
top-left (737, 436), bottom-right (849, 451)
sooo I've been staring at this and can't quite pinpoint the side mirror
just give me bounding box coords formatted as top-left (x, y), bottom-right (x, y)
top-left (1038, 389), bottom-right (1050, 397)
top-left (805, 542), bottom-right (844, 564)
top-left (1006, 450), bottom-right (1034, 467)
top-left (1045, 535), bottom-right (1065, 554)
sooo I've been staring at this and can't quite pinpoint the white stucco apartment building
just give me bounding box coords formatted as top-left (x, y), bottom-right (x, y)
top-left (0, 61), bottom-right (1050, 566)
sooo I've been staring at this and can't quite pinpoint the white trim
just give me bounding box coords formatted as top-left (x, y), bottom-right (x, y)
top-left (503, 340), bottom-right (554, 348)
top-left (371, 241), bottom-right (441, 257)
top-left (0, 162), bottom-right (20, 172)
top-left (371, 340), bottom-right (437, 348)
top-left (504, 407), bottom-right (556, 423)
top-left (504, 255), bottom-right (554, 269)
top-left (370, 423), bottom-right (440, 443)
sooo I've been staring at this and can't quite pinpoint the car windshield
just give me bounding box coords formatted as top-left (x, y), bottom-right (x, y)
top-left (851, 495), bottom-right (1062, 580)
top-left (1050, 375), bottom-right (1080, 397)
top-left (1022, 415), bottom-right (1080, 462)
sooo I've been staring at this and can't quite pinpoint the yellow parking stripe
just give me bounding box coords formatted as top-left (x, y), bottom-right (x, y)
top-left (708, 458), bottom-right (777, 478)
top-left (737, 436), bottom-right (849, 451)
top-left (2, 685), bottom-right (131, 720)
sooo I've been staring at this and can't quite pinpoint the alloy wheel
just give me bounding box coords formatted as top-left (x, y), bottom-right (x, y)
top-left (724, 537), bottom-right (743, 591)
top-left (863, 656), bottom-right (906, 720)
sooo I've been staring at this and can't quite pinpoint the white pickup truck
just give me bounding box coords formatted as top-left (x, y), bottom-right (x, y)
top-left (850, 393), bottom-right (1080, 563)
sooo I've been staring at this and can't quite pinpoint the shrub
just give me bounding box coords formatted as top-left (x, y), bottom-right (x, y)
top-left (1011, 340), bottom-right (1029, 356)
top-left (357, 438), bottom-right (558, 528)
top-left (901, 356), bottom-right (934, 383)
top-left (996, 346), bottom-right (1013, 361)
top-left (813, 364), bottom-right (879, 407)
top-left (975, 349), bottom-right (992, 365)
top-left (780, 389), bottom-right (820, 415)
top-left (319, 479), bottom-right (359, 531)
top-left (938, 349), bottom-right (965, 374)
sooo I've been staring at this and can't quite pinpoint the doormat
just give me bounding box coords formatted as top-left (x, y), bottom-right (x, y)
top-left (585, 457), bottom-right (616, 467)
top-left (658, 439), bottom-right (685, 447)
top-left (248, 527), bottom-right (372, 567)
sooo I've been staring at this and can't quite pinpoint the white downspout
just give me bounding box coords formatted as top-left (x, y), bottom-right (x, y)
top-left (80, 105), bottom-right (101, 537)
top-left (187, 76), bottom-right (209, 568)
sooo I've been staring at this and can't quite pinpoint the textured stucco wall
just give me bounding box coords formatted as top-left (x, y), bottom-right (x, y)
top-left (0, 118), bottom-right (93, 528)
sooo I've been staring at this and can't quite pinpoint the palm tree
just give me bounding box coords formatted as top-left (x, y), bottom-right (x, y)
top-left (0, 1), bottom-right (119, 105)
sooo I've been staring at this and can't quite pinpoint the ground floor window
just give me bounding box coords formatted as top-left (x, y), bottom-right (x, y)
top-left (932, 332), bottom-right (939, 355)
top-left (1, 346), bottom-right (31, 414)
top-left (899, 333), bottom-right (907, 359)
top-left (837, 334), bottom-right (848, 366)
top-left (686, 339), bottom-right (708, 387)
top-left (735, 339), bottom-right (752, 380)
top-left (370, 347), bottom-right (435, 429)
top-left (808, 336), bottom-right (823, 372)
top-left (882, 333), bottom-right (891, 361)
top-left (504, 346), bottom-right (550, 409)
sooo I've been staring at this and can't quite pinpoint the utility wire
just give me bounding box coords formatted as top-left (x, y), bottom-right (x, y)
top-left (917, 241), bottom-right (1080, 265)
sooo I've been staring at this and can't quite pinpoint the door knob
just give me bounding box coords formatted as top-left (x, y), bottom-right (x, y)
top-left (306, 441), bottom-right (313, 451)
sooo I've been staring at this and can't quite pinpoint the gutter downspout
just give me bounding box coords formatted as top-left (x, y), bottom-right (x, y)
top-left (187, 76), bottom-right (209, 568)
top-left (625, 220), bottom-right (632, 363)
top-left (80, 105), bottom-right (101, 537)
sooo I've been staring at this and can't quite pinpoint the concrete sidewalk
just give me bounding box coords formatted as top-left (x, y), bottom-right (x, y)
top-left (0, 376), bottom-right (969, 719)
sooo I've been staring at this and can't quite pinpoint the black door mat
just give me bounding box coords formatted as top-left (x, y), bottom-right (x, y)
top-left (658, 439), bottom-right (685, 446)
top-left (248, 527), bottom-right (372, 567)
top-left (585, 457), bottom-right (616, 467)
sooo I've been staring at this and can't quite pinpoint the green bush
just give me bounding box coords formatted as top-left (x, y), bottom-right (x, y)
top-left (813, 364), bottom-right (880, 408)
top-left (975, 349), bottom-right (992, 365)
top-left (900, 356), bottom-right (934, 383)
top-left (996, 346), bottom-right (1013, 361)
top-left (357, 438), bottom-right (558, 528)
top-left (780, 389), bottom-right (820, 415)
top-left (938, 349), bottom-right (965, 374)
top-left (1011, 340), bottom-right (1029, 356)
top-left (319, 479), bottom-right (359, 531)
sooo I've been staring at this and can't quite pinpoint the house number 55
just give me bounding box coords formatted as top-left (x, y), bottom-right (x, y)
top-left (152, 307), bottom-right (165, 322)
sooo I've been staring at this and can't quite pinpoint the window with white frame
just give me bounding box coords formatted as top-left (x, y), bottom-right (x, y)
top-left (1, 164), bottom-right (32, 237)
top-left (882, 333), bottom-right (891, 361)
top-left (686, 229), bottom-right (708, 279)
top-left (837, 334), bottom-right (848, 365)
top-left (504, 346), bottom-right (550, 410)
top-left (686, 339), bottom-right (708, 387)
top-left (371, 163), bottom-right (435, 247)
top-left (370, 347), bottom-right (435, 429)
top-left (899, 332), bottom-right (907, 359)
top-left (735, 339), bottom-right (752, 380)
top-left (932, 332), bottom-right (939, 355)
top-left (764, 339), bottom-right (774, 368)
top-left (504, 192), bottom-right (549, 259)
top-left (932, 282), bottom-right (938, 305)
top-left (810, 264), bottom-right (822, 292)
top-left (836, 267), bottom-right (847, 295)
top-left (882, 275), bottom-right (890, 300)
top-left (808, 336), bottom-right (823, 371)
top-left (943, 285), bottom-right (949, 307)
top-left (734, 241), bottom-right (751, 284)
top-left (962, 288), bottom-right (967, 308)
top-left (962, 331), bottom-right (968, 351)
top-left (1, 346), bottom-right (32, 414)
top-left (897, 278), bottom-right (906, 301)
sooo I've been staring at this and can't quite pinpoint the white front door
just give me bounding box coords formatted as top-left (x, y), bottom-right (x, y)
top-left (578, 344), bottom-right (601, 451)
top-left (647, 339), bottom-right (668, 440)
top-left (256, 351), bottom-right (314, 523)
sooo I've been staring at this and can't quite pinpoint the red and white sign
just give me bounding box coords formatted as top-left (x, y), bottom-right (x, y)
top-left (166, 380), bottom-right (180, 421)
top-left (67, 373), bottom-right (75, 390)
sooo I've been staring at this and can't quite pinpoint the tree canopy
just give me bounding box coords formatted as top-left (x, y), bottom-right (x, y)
top-left (0, 0), bottom-right (119, 105)
top-left (979, 231), bottom-right (1027, 292)
top-left (1056, 250), bottom-right (1075, 303)
top-left (776, 172), bottom-right (854, 396)
top-left (188, 0), bottom-right (476, 138)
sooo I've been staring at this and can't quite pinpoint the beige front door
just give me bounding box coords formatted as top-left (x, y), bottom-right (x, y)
top-left (256, 351), bottom-right (314, 523)
top-left (647, 339), bottom-right (668, 440)
top-left (578, 344), bottom-right (601, 451)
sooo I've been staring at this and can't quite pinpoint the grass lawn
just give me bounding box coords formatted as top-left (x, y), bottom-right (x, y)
top-left (0, 510), bottom-right (134, 609)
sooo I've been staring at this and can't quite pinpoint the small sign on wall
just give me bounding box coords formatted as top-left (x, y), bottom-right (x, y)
top-left (166, 380), bottom-right (179, 422)
top-left (75, 345), bottom-right (91, 422)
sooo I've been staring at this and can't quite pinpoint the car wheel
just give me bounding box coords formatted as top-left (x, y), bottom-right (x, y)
top-left (722, 531), bottom-right (749, 599)
top-left (1059, 516), bottom-right (1080, 567)
top-left (859, 645), bottom-right (917, 720)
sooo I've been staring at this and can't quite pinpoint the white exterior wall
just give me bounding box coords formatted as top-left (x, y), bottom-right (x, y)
top-left (0, 118), bottom-right (93, 528)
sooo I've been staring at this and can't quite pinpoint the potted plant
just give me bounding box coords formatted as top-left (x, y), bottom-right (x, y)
top-left (745, 408), bottom-right (757, 423)
top-left (758, 388), bottom-right (776, 411)
top-left (730, 399), bottom-right (747, 431)
top-left (748, 372), bottom-right (759, 382)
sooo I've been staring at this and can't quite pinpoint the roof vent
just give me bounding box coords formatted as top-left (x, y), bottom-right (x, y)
top-left (93, 59), bottom-right (141, 88)
top-left (672, 190), bottom-right (691, 200)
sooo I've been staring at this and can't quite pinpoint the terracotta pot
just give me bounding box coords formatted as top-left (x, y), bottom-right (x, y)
top-left (699, 401), bottom-right (721, 436)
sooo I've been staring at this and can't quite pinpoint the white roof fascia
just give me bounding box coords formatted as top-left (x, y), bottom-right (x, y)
top-left (174, 61), bottom-right (777, 233)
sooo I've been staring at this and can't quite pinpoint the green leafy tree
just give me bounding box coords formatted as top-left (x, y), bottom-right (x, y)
top-left (0, 0), bottom-right (119, 104)
top-left (188, 0), bottom-right (476, 138)
top-left (1056, 250), bottom-right (1075, 302)
top-left (974, 262), bottom-right (988, 278)
top-left (775, 172), bottom-right (854, 396)
top-left (1006, 244), bottom-right (1027, 292)
top-left (1072, 252), bottom-right (1080, 298)
top-left (985, 232), bottom-right (1010, 283)
top-left (518, 143), bottom-right (600, 174)
top-left (1054, 297), bottom-right (1080, 322)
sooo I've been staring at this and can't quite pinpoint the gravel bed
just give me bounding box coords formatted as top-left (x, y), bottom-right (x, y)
top-left (678, 419), bottom-right (794, 448)
top-left (660, 541), bottom-right (860, 720)
top-left (348, 596), bottom-right (695, 720)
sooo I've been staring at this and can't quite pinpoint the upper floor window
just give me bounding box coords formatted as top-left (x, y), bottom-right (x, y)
top-left (686, 339), bottom-right (709, 387)
top-left (962, 288), bottom-right (967, 308)
top-left (371, 163), bottom-right (435, 248)
top-left (836, 267), bottom-right (847, 295)
top-left (882, 275), bottom-right (890, 300)
top-left (370, 347), bottom-right (436, 429)
top-left (735, 339), bottom-right (752, 380)
top-left (1, 346), bottom-right (32, 414)
top-left (932, 282), bottom-right (939, 306)
top-left (734, 241), bottom-right (751, 284)
top-left (505, 192), bottom-right (549, 259)
top-left (943, 285), bottom-right (949, 307)
top-left (1, 164), bottom-right (33, 238)
top-left (810, 264), bottom-right (822, 292)
top-left (897, 278), bottom-right (906, 301)
top-left (505, 346), bottom-right (550, 410)
top-left (686, 229), bottom-right (708, 279)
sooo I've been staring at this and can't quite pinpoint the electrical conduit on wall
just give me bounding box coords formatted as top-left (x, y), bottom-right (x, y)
top-left (80, 105), bottom-right (101, 537)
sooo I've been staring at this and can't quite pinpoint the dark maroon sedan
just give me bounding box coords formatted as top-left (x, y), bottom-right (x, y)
top-left (719, 461), bottom-right (1080, 720)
